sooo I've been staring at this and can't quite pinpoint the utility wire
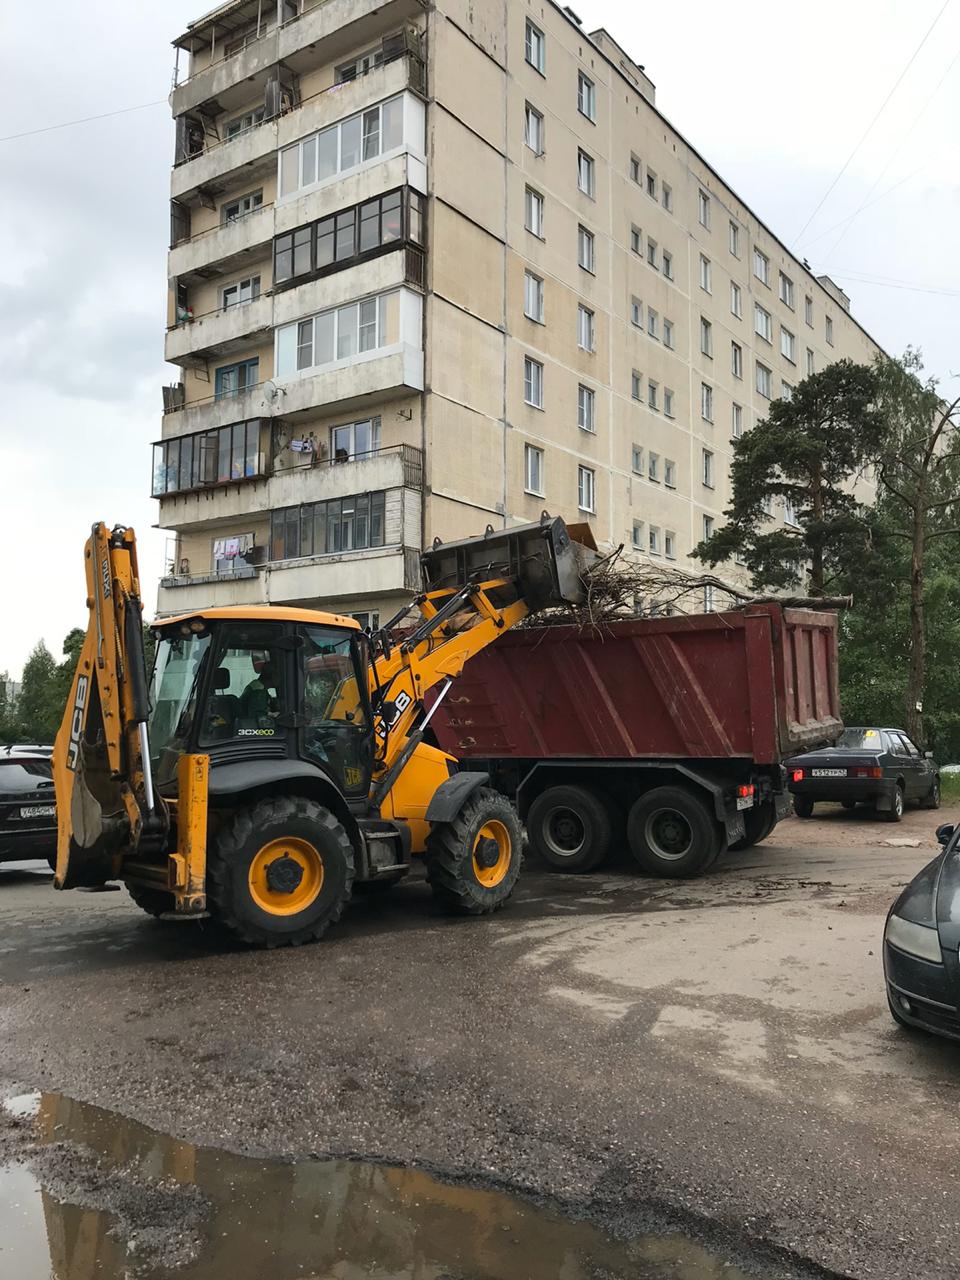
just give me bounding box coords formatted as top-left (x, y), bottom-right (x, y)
top-left (0, 99), bottom-right (167, 144)
top-left (798, 164), bottom-right (928, 250)
top-left (791, 0), bottom-right (953, 246)
top-left (815, 268), bottom-right (960, 297)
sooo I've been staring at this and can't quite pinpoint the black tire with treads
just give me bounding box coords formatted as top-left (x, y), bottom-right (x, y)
top-left (126, 884), bottom-right (175, 918)
top-left (526, 784), bottom-right (613, 872)
top-left (426, 788), bottom-right (522, 915)
top-left (626, 786), bottom-right (722, 878)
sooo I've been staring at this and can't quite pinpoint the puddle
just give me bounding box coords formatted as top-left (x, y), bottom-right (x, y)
top-left (3, 1091), bottom-right (41, 1119)
top-left (1, 1092), bottom-right (754, 1279)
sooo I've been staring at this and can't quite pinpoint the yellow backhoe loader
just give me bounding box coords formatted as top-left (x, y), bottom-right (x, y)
top-left (52, 517), bottom-right (595, 946)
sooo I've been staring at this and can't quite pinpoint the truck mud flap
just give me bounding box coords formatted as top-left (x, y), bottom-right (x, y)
top-left (724, 811), bottom-right (747, 848)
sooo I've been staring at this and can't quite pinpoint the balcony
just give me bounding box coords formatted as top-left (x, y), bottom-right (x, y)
top-left (166, 294), bottom-right (273, 364)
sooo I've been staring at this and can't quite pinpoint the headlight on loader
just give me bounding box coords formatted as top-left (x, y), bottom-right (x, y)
top-left (885, 914), bottom-right (943, 964)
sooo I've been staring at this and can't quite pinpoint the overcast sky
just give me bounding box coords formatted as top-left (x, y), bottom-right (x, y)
top-left (0, 0), bottom-right (957, 678)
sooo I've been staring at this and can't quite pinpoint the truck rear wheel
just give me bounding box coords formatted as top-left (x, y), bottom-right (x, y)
top-left (207, 797), bottom-right (355, 947)
top-left (526, 785), bottom-right (613, 872)
top-left (426, 789), bottom-right (523, 914)
top-left (626, 786), bottom-right (721, 878)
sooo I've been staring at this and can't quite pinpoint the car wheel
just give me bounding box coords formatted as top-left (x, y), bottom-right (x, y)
top-left (793, 796), bottom-right (814, 819)
top-left (841, 799), bottom-right (857, 811)
top-left (881, 785), bottom-right (904, 824)
top-left (921, 778), bottom-right (941, 811)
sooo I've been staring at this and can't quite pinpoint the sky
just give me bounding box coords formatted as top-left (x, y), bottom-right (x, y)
top-left (0, 0), bottom-right (957, 678)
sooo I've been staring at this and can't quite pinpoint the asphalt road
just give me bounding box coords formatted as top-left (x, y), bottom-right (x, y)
top-left (1, 802), bottom-right (958, 1279)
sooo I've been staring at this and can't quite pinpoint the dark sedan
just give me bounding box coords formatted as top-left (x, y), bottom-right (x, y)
top-left (0, 750), bottom-right (57, 866)
top-left (885, 823), bottom-right (960, 1041)
top-left (786, 727), bottom-right (939, 823)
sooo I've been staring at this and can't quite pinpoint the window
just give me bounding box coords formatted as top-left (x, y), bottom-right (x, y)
top-left (222, 189), bottom-right (263, 224)
top-left (225, 107), bottom-right (265, 139)
top-left (806, 348), bottom-right (815, 375)
top-left (646, 238), bottom-right (659, 269)
top-left (647, 307), bottom-right (659, 339)
top-left (729, 221), bottom-right (740, 257)
top-left (630, 225), bottom-right (642, 255)
top-left (782, 380), bottom-right (794, 401)
top-left (698, 189), bottom-right (710, 228)
top-left (525, 103), bottom-right (544, 154)
top-left (524, 271), bottom-right (544, 323)
top-left (273, 189), bottom-right (423, 287)
top-left (700, 317), bottom-right (713, 358)
top-left (780, 327), bottom-right (796, 362)
top-left (754, 303), bottom-right (772, 342)
top-left (630, 154), bottom-right (641, 184)
top-left (702, 449), bottom-right (715, 487)
top-left (525, 186), bottom-right (544, 237)
top-left (761, 493), bottom-right (774, 517)
top-left (664, 458), bottom-right (676, 487)
top-left (701, 383), bottom-right (714, 423)
top-left (703, 584), bottom-right (716, 612)
top-left (753, 248), bottom-right (770, 285)
top-left (276, 290), bottom-right (406, 374)
top-left (631, 370), bottom-right (642, 401)
top-left (578, 71), bottom-right (596, 121)
top-left (699, 254), bottom-right (712, 293)
top-left (665, 530), bottom-right (676, 559)
top-left (783, 496), bottom-right (799, 526)
top-left (631, 444), bottom-right (643, 473)
top-left (632, 520), bottom-right (644, 550)
top-left (215, 358), bottom-right (259, 399)
top-left (578, 384), bottom-right (596, 432)
top-left (826, 315), bottom-right (834, 346)
top-left (630, 297), bottom-right (643, 328)
top-left (152, 419), bottom-right (266, 495)
top-left (649, 526), bottom-right (661, 556)
top-left (662, 182), bottom-right (673, 212)
top-left (524, 443), bottom-right (544, 495)
top-left (646, 169), bottom-right (657, 199)
top-left (663, 318), bottom-right (675, 349)
top-left (648, 451), bottom-right (660, 481)
top-left (331, 417), bottom-right (381, 462)
top-left (662, 249), bottom-right (674, 280)
top-left (271, 491), bottom-right (386, 561)
top-left (648, 381), bottom-right (659, 411)
top-left (578, 224), bottom-right (595, 272)
top-left (805, 295), bottom-right (814, 327)
top-left (578, 465), bottom-right (595, 512)
top-left (222, 275), bottom-right (261, 309)
top-left (730, 282), bottom-right (742, 318)
top-left (335, 40), bottom-right (391, 84)
top-left (577, 149), bottom-right (595, 197)
top-left (664, 388), bottom-right (675, 418)
top-left (779, 271), bottom-right (795, 308)
top-left (279, 95), bottom-right (405, 198)
top-left (703, 515), bottom-right (715, 539)
top-left (525, 20), bottom-right (545, 73)
top-left (731, 341), bottom-right (743, 379)
top-left (524, 357), bottom-right (543, 408)
top-left (577, 304), bottom-right (595, 352)
top-left (732, 402), bottom-right (743, 438)
top-left (755, 361), bottom-right (772, 398)
top-left (348, 611), bottom-right (381, 631)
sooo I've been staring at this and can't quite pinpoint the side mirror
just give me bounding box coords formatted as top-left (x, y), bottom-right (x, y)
top-left (936, 823), bottom-right (954, 846)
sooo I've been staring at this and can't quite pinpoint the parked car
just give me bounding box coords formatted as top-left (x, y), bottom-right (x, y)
top-left (0, 750), bottom-right (57, 867)
top-left (884, 822), bottom-right (960, 1041)
top-left (786, 727), bottom-right (939, 823)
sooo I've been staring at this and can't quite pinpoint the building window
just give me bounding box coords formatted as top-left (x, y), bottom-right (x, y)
top-left (731, 341), bottom-right (743, 379)
top-left (578, 384), bottom-right (596, 432)
top-left (630, 154), bottom-right (641, 183)
top-left (525, 103), bottom-right (544, 154)
top-left (577, 149), bottom-right (595, 197)
top-left (780, 327), bottom-right (796, 363)
top-left (702, 449), bottom-right (715, 488)
top-left (331, 417), bottom-right (381, 462)
top-left (753, 247), bottom-right (770, 285)
top-left (698, 189), bottom-right (710, 228)
top-left (578, 304), bottom-right (596, 352)
top-left (664, 388), bottom-right (675, 418)
top-left (631, 444), bottom-right (643, 474)
top-left (222, 189), bottom-right (263, 224)
top-left (665, 530), bottom-right (676, 559)
top-left (648, 381), bottom-right (659, 411)
top-left (784, 496), bottom-right (800, 526)
top-left (335, 38), bottom-right (394, 84)
top-left (525, 20), bottom-right (545, 73)
top-left (648, 451), bottom-right (660, 481)
top-left (577, 71), bottom-right (596, 121)
top-left (578, 465), bottom-right (596, 513)
top-left (649, 525), bottom-right (661, 556)
top-left (524, 443), bottom-right (544, 495)
top-left (152, 419), bottom-right (266, 495)
top-left (524, 271), bottom-right (544, 323)
top-left (662, 182), bottom-right (673, 212)
top-left (779, 271), bottom-right (795, 308)
top-left (215, 358), bottom-right (259, 399)
top-left (663, 318), bottom-right (675, 349)
top-left (222, 275), bottom-right (261, 309)
top-left (631, 370), bottom-right (642, 401)
top-left (630, 225), bottom-right (642, 255)
top-left (756, 361), bottom-right (772, 398)
top-left (826, 315), bottom-right (834, 346)
top-left (578, 224), bottom-right (596, 272)
top-left (729, 220), bottom-right (740, 257)
top-left (732, 402), bottom-right (743, 438)
top-left (347, 611), bottom-right (381, 631)
top-left (701, 383), bottom-right (714, 423)
top-left (273, 188), bottom-right (423, 287)
top-left (662, 249), bottom-right (674, 280)
top-left (703, 514), bottom-right (715, 539)
top-left (630, 296), bottom-right (643, 328)
top-left (703, 584), bottom-right (716, 612)
top-left (225, 107), bottom-right (264, 139)
top-left (754, 303), bottom-right (772, 342)
top-left (270, 491), bottom-right (387, 560)
top-left (524, 357), bottom-right (544, 408)
top-left (730, 281), bottom-right (742, 318)
top-left (782, 380), bottom-right (794, 402)
top-left (664, 459), bottom-right (676, 488)
top-left (647, 308), bottom-right (659, 340)
top-left (699, 254), bottom-right (712, 292)
top-left (279, 95), bottom-right (406, 198)
top-left (646, 169), bottom-right (658, 199)
top-left (805, 295), bottom-right (814, 326)
top-left (632, 520), bottom-right (644, 550)
top-left (806, 348), bottom-right (815, 375)
top-left (276, 289), bottom-right (409, 375)
top-left (700, 317), bottom-right (713, 358)
top-left (525, 186), bottom-right (545, 237)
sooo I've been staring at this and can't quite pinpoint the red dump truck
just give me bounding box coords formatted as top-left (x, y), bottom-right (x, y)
top-left (430, 604), bottom-right (841, 877)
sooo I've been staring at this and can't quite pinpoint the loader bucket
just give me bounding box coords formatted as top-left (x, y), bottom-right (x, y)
top-left (421, 515), bottom-right (598, 611)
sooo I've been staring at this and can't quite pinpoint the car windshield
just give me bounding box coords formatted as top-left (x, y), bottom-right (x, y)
top-left (148, 630), bottom-right (211, 785)
top-left (836, 728), bottom-right (883, 750)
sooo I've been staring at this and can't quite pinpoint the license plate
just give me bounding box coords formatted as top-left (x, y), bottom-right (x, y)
top-left (811, 769), bottom-right (847, 778)
top-left (20, 805), bottom-right (55, 819)
top-left (736, 796), bottom-right (754, 810)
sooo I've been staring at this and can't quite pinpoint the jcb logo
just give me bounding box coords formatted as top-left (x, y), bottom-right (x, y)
top-left (100, 556), bottom-right (111, 599)
top-left (66, 676), bottom-right (89, 772)
top-left (376, 690), bottom-right (412, 739)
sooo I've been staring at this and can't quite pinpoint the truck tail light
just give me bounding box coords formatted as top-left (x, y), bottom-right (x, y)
top-left (737, 784), bottom-right (755, 799)
top-left (792, 769), bottom-right (804, 782)
top-left (851, 766), bottom-right (883, 778)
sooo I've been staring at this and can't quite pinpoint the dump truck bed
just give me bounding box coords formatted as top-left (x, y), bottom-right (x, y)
top-left (431, 604), bottom-right (841, 767)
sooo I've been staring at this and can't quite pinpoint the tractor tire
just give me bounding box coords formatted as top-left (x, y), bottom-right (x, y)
top-left (126, 884), bottom-right (175, 918)
top-left (728, 801), bottom-right (777, 852)
top-left (526, 785), bottom-right (613, 873)
top-left (426, 788), bottom-right (523, 915)
top-left (793, 796), bottom-right (815, 819)
top-left (626, 786), bottom-right (722, 878)
top-left (207, 796), bottom-right (355, 948)
top-left (881, 785), bottom-right (905, 824)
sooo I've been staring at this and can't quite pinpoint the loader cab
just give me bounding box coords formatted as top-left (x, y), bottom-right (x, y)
top-left (149, 608), bottom-right (374, 802)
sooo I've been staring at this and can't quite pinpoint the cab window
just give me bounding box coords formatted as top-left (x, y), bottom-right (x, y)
top-left (200, 626), bottom-right (288, 745)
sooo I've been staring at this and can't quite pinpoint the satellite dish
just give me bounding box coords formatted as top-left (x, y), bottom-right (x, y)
top-left (262, 379), bottom-right (284, 405)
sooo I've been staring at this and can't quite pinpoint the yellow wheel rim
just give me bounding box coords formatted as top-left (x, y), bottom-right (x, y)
top-left (472, 820), bottom-right (512, 889)
top-left (248, 837), bottom-right (324, 916)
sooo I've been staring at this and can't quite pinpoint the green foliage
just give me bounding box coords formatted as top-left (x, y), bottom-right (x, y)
top-left (15, 641), bottom-right (62, 745)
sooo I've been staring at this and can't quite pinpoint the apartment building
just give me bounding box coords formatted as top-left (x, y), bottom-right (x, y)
top-left (156, 0), bottom-right (882, 624)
